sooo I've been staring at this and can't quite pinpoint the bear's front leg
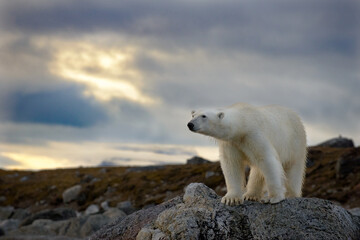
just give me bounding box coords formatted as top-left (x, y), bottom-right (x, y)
top-left (219, 142), bottom-right (245, 206)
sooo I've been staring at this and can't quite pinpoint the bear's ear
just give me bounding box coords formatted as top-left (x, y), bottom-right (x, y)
top-left (217, 112), bottom-right (224, 119)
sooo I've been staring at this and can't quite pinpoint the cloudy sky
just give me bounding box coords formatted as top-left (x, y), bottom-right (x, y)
top-left (0, 0), bottom-right (359, 170)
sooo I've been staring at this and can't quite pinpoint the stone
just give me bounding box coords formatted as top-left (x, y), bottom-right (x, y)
top-left (90, 197), bottom-right (182, 240)
top-left (54, 214), bottom-right (113, 238)
top-left (85, 204), bottom-right (100, 215)
top-left (0, 196), bottom-right (6, 203)
top-left (117, 200), bottom-right (136, 215)
top-left (0, 219), bottom-right (20, 233)
top-left (335, 148), bottom-right (360, 179)
top-left (80, 214), bottom-right (110, 237)
top-left (20, 207), bottom-right (76, 226)
top-left (7, 213), bottom-right (113, 238)
top-left (205, 171), bottom-right (215, 178)
top-left (316, 136), bottom-right (355, 148)
top-left (349, 207), bottom-right (360, 216)
top-left (81, 175), bottom-right (94, 183)
top-left (7, 219), bottom-right (56, 236)
top-left (62, 185), bottom-right (82, 203)
top-left (0, 206), bottom-right (14, 220)
top-left (20, 176), bottom-right (29, 182)
top-left (90, 183), bottom-right (360, 240)
top-left (90, 178), bottom-right (100, 184)
top-left (186, 156), bottom-right (211, 165)
top-left (101, 201), bottom-right (110, 211)
top-left (137, 227), bottom-right (168, 240)
top-left (126, 166), bottom-right (165, 173)
top-left (103, 208), bottom-right (127, 219)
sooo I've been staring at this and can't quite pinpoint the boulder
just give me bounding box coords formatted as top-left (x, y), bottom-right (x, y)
top-left (336, 148), bottom-right (360, 179)
top-left (316, 136), bottom-right (355, 148)
top-left (90, 197), bottom-right (182, 240)
top-left (11, 209), bottom-right (31, 220)
top-left (85, 204), bottom-right (100, 215)
top-left (6, 219), bottom-right (56, 236)
top-left (62, 185), bottom-right (82, 203)
top-left (205, 171), bottom-right (215, 178)
top-left (0, 219), bottom-right (20, 233)
top-left (20, 176), bottom-right (29, 182)
top-left (349, 207), bottom-right (360, 217)
top-left (186, 156), bottom-right (211, 165)
top-left (91, 183), bottom-right (360, 240)
top-left (117, 200), bottom-right (136, 215)
top-left (0, 206), bottom-right (14, 220)
top-left (79, 214), bottom-right (111, 237)
top-left (101, 201), bottom-right (110, 211)
top-left (0, 235), bottom-right (82, 240)
top-left (103, 208), bottom-right (127, 219)
top-left (6, 211), bottom-right (119, 239)
top-left (20, 208), bottom-right (76, 226)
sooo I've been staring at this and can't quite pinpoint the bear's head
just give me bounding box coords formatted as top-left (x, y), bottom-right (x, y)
top-left (187, 109), bottom-right (231, 140)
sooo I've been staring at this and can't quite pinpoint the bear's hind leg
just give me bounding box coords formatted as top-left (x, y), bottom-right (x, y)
top-left (243, 167), bottom-right (264, 202)
top-left (285, 159), bottom-right (306, 198)
top-left (257, 152), bottom-right (286, 204)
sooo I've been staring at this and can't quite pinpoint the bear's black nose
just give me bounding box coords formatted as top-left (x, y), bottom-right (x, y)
top-left (187, 122), bottom-right (194, 131)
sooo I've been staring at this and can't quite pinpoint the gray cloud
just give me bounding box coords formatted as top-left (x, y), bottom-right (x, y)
top-left (5, 87), bottom-right (108, 127)
top-left (0, 0), bottom-right (359, 149)
top-left (1, 0), bottom-right (358, 56)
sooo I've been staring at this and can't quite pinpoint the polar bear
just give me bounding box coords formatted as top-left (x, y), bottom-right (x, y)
top-left (187, 103), bottom-right (307, 205)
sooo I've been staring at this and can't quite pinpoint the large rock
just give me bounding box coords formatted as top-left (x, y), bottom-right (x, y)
top-left (85, 204), bottom-right (100, 215)
top-left (20, 208), bottom-right (76, 226)
top-left (6, 213), bottom-right (114, 239)
top-left (62, 185), bottom-right (82, 203)
top-left (90, 197), bottom-right (182, 240)
top-left (11, 209), bottom-right (31, 221)
top-left (91, 183), bottom-right (360, 240)
top-left (5, 207), bottom-right (126, 239)
top-left (316, 136), bottom-right (355, 148)
top-left (336, 148), bottom-right (360, 179)
top-left (0, 206), bottom-right (14, 220)
top-left (186, 156), bottom-right (211, 165)
top-left (117, 200), bottom-right (136, 215)
top-left (0, 219), bottom-right (20, 233)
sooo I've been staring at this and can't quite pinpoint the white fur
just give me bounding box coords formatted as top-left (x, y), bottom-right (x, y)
top-left (188, 103), bottom-right (307, 205)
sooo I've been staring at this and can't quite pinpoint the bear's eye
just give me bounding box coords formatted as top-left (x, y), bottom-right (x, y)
top-left (201, 115), bottom-right (207, 119)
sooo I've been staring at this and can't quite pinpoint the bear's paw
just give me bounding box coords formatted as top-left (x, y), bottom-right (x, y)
top-left (243, 191), bottom-right (262, 202)
top-left (261, 194), bottom-right (285, 204)
top-left (221, 193), bottom-right (244, 206)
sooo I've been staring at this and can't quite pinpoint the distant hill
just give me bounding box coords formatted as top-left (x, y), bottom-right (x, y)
top-left (0, 141), bottom-right (359, 213)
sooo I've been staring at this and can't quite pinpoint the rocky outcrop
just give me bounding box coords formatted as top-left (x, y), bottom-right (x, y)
top-left (20, 207), bottom-right (76, 226)
top-left (92, 183), bottom-right (360, 240)
top-left (0, 207), bottom-right (127, 239)
top-left (90, 197), bottom-right (182, 240)
top-left (317, 136), bottom-right (355, 148)
top-left (186, 156), bottom-right (211, 165)
top-left (336, 148), bottom-right (360, 179)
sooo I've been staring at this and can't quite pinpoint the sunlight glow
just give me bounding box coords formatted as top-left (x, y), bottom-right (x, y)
top-left (1, 152), bottom-right (71, 170)
top-left (0, 142), bottom-right (219, 170)
top-left (50, 42), bottom-right (156, 104)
